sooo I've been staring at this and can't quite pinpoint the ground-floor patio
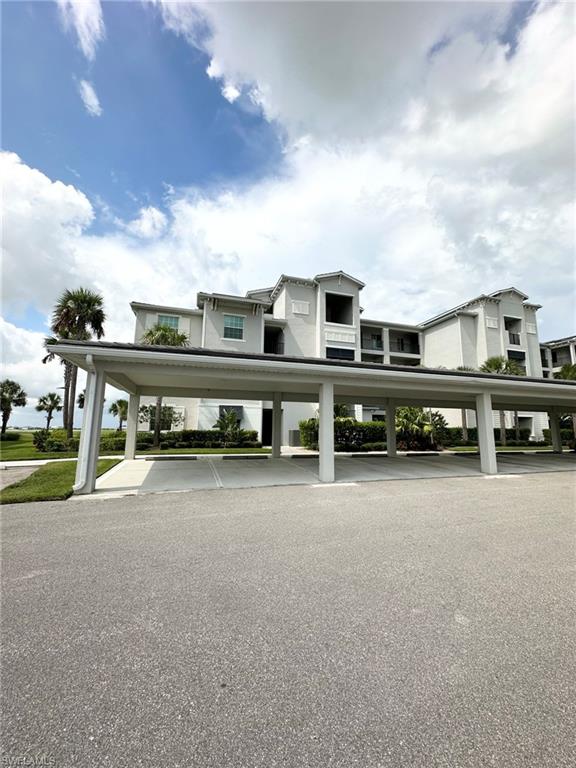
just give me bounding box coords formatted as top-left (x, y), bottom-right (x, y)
top-left (93, 451), bottom-right (576, 497)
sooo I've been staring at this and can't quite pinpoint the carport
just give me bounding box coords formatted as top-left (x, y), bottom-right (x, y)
top-left (51, 340), bottom-right (576, 494)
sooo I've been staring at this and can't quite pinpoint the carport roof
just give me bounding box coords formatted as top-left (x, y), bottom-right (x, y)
top-left (51, 339), bottom-right (576, 413)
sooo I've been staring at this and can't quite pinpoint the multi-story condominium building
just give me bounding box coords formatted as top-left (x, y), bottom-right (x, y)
top-left (540, 335), bottom-right (576, 378)
top-left (131, 271), bottom-right (563, 442)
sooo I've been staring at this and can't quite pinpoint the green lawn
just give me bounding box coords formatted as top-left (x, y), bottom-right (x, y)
top-left (0, 459), bottom-right (120, 505)
top-left (0, 431), bottom-right (271, 462)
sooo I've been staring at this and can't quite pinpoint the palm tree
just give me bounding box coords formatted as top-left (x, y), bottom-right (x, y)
top-left (456, 366), bottom-right (476, 442)
top-left (42, 335), bottom-right (71, 431)
top-left (77, 390), bottom-right (85, 409)
top-left (213, 408), bottom-right (241, 447)
top-left (480, 356), bottom-right (524, 445)
top-left (109, 399), bottom-right (128, 431)
top-left (35, 392), bottom-right (63, 430)
top-left (0, 379), bottom-right (27, 434)
top-left (141, 324), bottom-right (188, 447)
top-left (554, 364), bottom-right (576, 437)
top-left (45, 288), bottom-right (106, 439)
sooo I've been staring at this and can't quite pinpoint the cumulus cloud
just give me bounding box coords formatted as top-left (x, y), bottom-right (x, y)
top-left (122, 206), bottom-right (168, 239)
top-left (57, 0), bottom-right (105, 61)
top-left (77, 79), bottom-right (102, 117)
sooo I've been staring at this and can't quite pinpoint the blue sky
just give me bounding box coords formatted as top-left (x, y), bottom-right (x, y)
top-left (2, 1), bottom-right (283, 231)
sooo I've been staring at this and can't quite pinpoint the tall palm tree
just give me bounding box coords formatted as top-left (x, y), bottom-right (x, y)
top-left (554, 363), bottom-right (576, 437)
top-left (0, 379), bottom-right (27, 434)
top-left (456, 366), bottom-right (476, 442)
top-left (141, 324), bottom-right (188, 448)
top-left (42, 335), bottom-right (71, 431)
top-left (479, 356), bottom-right (524, 445)
top-left (48, 288), bottom-right (106, 439)
top-left (35, 392), bottom-right (63, 430)
top-left (109, 399), bottom-right (128, 431)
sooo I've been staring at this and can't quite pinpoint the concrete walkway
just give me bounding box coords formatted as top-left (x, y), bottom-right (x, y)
top-left (93, 452), bottom-right (576, 498)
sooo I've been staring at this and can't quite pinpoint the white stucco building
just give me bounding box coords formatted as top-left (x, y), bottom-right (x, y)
top-left (131, 271), bottom-right (563, 443)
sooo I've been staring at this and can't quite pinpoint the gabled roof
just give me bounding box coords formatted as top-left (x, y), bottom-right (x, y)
top-left (420, 287), bottom-right (539, 328)
top-left (489, 287), bottom-right (529, 301)
top-left (314, 270), bottom-right (365, 288)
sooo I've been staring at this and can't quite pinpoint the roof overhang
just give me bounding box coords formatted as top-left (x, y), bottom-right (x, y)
top-left (50, 341), bottom-right (576, 413)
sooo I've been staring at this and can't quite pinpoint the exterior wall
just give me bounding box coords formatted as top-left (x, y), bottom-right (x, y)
top-left (280, 282), bottom-right (318, 357)
top-left (197, 399), bottom-right (263, 435)
top-left (421, 317), bottom-right (463, 368)
top-left (202, 302), bottom-right (264, 354)
top-left (133, 309), bottom-right (202, 346)
top-left (459, 315), bottom-right (478, 368)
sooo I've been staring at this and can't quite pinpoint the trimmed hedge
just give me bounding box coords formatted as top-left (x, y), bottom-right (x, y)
top-left (445, 426), bottom-right (533, 446)
top-left (299, 418), bottom-right (386, 451)
top-left (32, 429), bottom-right (80, 453)
top-left (150, 428), bottom-right (261, 449)
top-left (542, 428), bottom-right (574, 445)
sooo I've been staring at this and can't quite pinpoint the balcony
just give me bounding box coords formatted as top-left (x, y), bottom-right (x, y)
top-left (389, 330), bottom-right (420, 355)
top-left (361, 337), bottom-right (383, 351)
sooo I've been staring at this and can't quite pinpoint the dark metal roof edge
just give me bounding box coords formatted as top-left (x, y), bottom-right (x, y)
top-left (51, 339), bottom-right (576, 386)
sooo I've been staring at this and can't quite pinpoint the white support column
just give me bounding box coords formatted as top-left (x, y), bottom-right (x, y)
top-left (74, 367), bottom-right (106, 494)
top-left (386, 403), bottom-right (397, 457)
top-left (476, 392), bottom-right (498, 475)
top-left (272, 392), bottom-right (282, 459)
top-left (124, 393), bottom-right (140, 460)
top-left (549, 410), bottom-right (563, 453)
top-left (318, 381), bottom-right (335, 483)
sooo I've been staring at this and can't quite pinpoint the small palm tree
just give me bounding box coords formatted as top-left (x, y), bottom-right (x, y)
top-left (214, 409), bottom-right (241, 447)
top-left (141, 324), bottom-right (188, 447)
top-left (35, 392), bottom-right (63, 430)
top-left (109, 399), bottom-right (128, 431)
top-left (554, 364), bottom-right (576, 437)
top-left (0, 379), bottom-right (27, 434)
top-left (480, 356), bottom-right (524, 445)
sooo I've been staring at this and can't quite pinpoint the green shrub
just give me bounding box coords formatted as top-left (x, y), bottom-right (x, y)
top-left (361, 442), bottom-right (386, 451)
top-left (0, 432), bottom-right (21, 442)
top-left (100, 437), bottom-right (126, 451)
top-left (32, 429), bottom-right (50, 451)
top-left (542, 428), bottom-right (573, 445)
top-left (299, 419), bottom-right (386, 452)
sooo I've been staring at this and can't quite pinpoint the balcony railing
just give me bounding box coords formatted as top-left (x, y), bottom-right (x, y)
top-left (361, 338), bottom-right (383, 350)
top-left (389, 340), bottom-right (420, 355)
top-left (508, 332), bottom-right (521, 345)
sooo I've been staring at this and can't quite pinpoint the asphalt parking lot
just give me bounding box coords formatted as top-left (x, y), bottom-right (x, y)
top-left (2, 473), bottom-right (575, 767)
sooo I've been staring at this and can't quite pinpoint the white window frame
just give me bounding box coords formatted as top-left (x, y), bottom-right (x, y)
top-left (222, 313), bottom-right (246, 341)
top-left (158, 314), bottom-right (179, 330)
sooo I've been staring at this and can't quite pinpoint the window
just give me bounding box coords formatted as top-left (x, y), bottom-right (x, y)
top-left (219, 405), bottom-right (243, 424)
top-left (292, 300), bottom-right (310, 315)
top-left (326, 347), bottom-right (355, 360)
top-left (325, 293), bottom-right (353, 325)
top-left (158, 314), bottom-right (179, 329)
top-left (223, 314), bottom-right (244, 340)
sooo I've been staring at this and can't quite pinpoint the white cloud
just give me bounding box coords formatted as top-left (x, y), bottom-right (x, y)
top-left (77, 79), bottom-right (102, 117)
top-left (122, 206), bottom-right (168, 239)
top-left (57, 0), bottom-right (104, 61)
top-left (221, 83), bottom-right (240, 103)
